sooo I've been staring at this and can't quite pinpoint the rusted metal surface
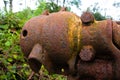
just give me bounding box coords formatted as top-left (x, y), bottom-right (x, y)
top-left (76, 12), bottom-right (120, 80)
top-left (20, 10), bottom-right (82, 75)
top-left (77, 60), bottom-right (113, 80)
top-left (79, 45), bottom-right (95, 61)
top-left (115, 21), bottom-right (120, 25)
top-left (81, 12), bottom-right (94, 26)
top-left (20, 10), bottom-right (120, 80)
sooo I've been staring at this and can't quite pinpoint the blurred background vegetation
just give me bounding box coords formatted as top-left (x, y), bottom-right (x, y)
top-left (0, 0), bottom-right (120, 80)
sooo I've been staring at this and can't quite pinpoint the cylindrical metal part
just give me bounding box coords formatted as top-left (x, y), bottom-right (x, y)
top-left (112, 21), bottom-right (120, 49)
top-left (28, 44), bottom-right (42, 73)
top-left (77, 60), bottom-right (113, 80)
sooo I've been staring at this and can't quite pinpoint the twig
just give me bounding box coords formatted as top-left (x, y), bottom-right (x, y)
top-left (27, 71), bottom-right (35, 80)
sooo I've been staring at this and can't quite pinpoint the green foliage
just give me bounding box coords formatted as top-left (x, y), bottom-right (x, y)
top-left (70, 0), bottom-right (81, 8)
top-left (0, 7), bottom-right (34, 30)
top-left (45, 2), bottom-right (61, 13)
top-left (0, 12), bottom-right (20, 29)
top-left (0, 29), bottom-right (30, 80)
top-left (93, 12), bottom-right (106, 21)
top-left (34, 0), bottom-right (61, 15)
top-left (34, 0), bottom-right (47, 15)
top-left (16, 7), bottom-right (34, 27)
top-left (16, 7), bottom-right (33, 20)
top-left (86, 3), bottom-right (106, 21)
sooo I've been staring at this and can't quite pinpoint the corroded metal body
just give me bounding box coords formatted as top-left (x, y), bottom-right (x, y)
top-left (20, 11), bottom-right (81, 74)
top-left (20, 11), bottom-right (120, 80)
top-left (76, 18), bottom-right (120, 80)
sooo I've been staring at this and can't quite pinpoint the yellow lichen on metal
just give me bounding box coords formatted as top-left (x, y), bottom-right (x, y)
top-left (67, 14), bottom-right (82, 54)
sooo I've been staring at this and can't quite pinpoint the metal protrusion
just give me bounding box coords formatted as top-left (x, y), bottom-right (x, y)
top-left (42, 10), bottom-right (49, 15)
top-left (81, 12), bottom-right (94, 25)
top-left (28, 44), bottom-right (42, 73)
top-left (79, 45), bottom-right (95, 61)
top-left (59, 7), bottom-right (67, 11)
top-left (115, 21), bottom-right (120, 25)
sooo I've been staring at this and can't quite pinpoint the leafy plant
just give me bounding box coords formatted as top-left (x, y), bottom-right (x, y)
top-left (94, 12), bottom-right (106, 21)
top-left (15, 7), bottom-right (34, 28)
top-left (34, 0), bottom-right (47, 15)
top-left (45, 2), bottom-right (61, 13)
top-left (0, 29), bottom-right (31, 80)
top-left (0, 12), bottom-right (20, 29)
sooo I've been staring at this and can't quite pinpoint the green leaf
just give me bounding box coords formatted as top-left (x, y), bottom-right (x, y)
top-left (13, 55), bottom-right (17, 59)
top-left (23, 63), bottom-right (27, 67)
top-left (0, 25), bottom-right (8, 29)
top-left (5, 41), bottom-right (11, 47)
top-left (7, 58), bottom-right (13, 62)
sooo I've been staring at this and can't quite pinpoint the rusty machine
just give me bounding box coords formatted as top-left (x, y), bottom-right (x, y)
top-left (20, 9), bottom-right (120, 80)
